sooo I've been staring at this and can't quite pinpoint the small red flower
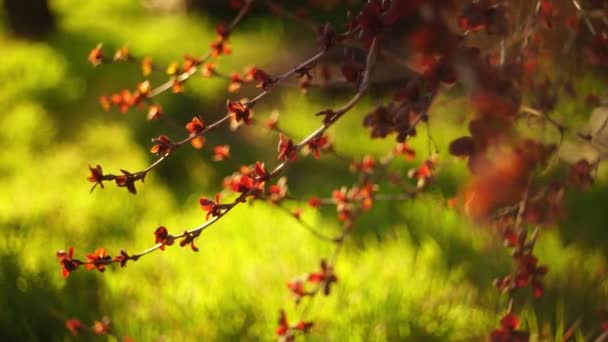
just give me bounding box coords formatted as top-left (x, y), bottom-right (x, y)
top-left (200, 194), bottom-right (222, 220)
top-left (210, 38), bottom-right (232, 57)
top-left (276, 310), bottom-right (289, 337)
top-left (264, 111), bottom-right (280, 130)
top-left (490, 313), bottom-right (529, 342)
top-left (87, 164), bottom-right (105, 192)
top-left (99, 96), bottom-right (111, 111)
top-left (212, 145), bottom-right (231, 161)
top-left (57, 247), bottom-right (79, 278)
top-left (294, 321), bottom-right (314, 333)
top-left (147, 104), bottom-right (163, 121)
top-left (287, 278), bottom-right (308, 303)
top-left (278, 134), bottom-right (297, 161)
top-left (232, 175), bottom-right (256, 193)
top-left (171, 78), bottom-right (184, 93)
top-left (185, 116), bottom-right (205, 135)
top-left (115, 169), bottom-right (137, 195)
top-left (150, 135), bottom-right (175, 156)
top-left (308, 196), bottom-right (322, 209)
top-left (228, 73), bottom-right (243, 93)
top-left (65, 319), bottom-right (83, 336)
top-left (113, 46), bottom-right (130, 62)
top-left (254, 161), bottom-right (268, 180)
top-left (216, 22), bottom-right (230, 40)
top-left (141, 57), bottom-right (153, 76)
top-left (201, 62), bottom-right (216, 78)
top-left (227, 101), bottom-right (252, 125)
top-left (246, 67), bottom-right (275, 90)
top-left (307, 259), bottom-right (338, 295)
top-left (183, 54), bottom-right (202, 72)
top-left (306, 135), bottom-right (329, 159)
top-left (136, 81), bottom-right (151, 97)
top-left (113, 249), bottom-right (132, 268)
top-left (92, 318), bottom-right (111, 335)
top-left (408, 156), bottom-right (438, 188)
top-left (88, 44), bottom-right (104, 66)
top-left (84, 248), bottom-right (112, 272)
top-left (276, 310), bottom-right (313, 339)
top-left (154, 226), bottom-right (174, 250)
top-left (394, 143), bottom-right (416, 161)
top-left (179, 231), bottom-right (199, 252)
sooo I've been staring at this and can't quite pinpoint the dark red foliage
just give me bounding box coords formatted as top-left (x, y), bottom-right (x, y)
top-left (449, 136), bottom-right (476, 157)
top-left (569, 159), bottom-right (594, 190)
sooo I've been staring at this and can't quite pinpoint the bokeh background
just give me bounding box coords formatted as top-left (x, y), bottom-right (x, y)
top-left (1, 0), bottom-right (607, 341)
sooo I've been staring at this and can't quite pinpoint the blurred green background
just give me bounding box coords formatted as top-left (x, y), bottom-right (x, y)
top-left (0, 0), bottom-right (607, 341)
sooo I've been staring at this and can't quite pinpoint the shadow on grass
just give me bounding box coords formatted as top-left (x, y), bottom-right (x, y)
top-left (0, 253), bottom-right (107, 341)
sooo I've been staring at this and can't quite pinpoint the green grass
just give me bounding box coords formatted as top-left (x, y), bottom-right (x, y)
top-left (1, 1), bottom-right (607, 341)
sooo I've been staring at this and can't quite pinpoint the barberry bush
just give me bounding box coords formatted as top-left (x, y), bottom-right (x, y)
top-left (1, 0), bottom-right (608, 340)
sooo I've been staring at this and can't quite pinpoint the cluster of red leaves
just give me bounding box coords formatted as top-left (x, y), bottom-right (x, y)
top-left (494, 251), bottom-right (548, 299)
top-left (363, 76), bottom-right (436, 142)
top-left (408, 155), bottom-right (438, 188)
top-left (331, 182), bottom-right (376, 222)
top-left (222, 165), bottom-right (265, 197)
top-left (57, 247), bottom-right (137, 278)
top-left (99, 81), bottom-right (151, 114)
